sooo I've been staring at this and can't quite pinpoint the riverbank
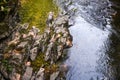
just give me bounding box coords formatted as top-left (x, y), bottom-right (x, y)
top-left (0, 0), bottom-right (73, 80)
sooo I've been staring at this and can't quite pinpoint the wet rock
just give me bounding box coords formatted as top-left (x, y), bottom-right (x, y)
top-left (36, 68), bottom-right (45, 80)
top-left (30, 47), bottom-right (38, 61)
top-left (23, 67), bottom-right (33, 80)
top-left (50, 71), bottom-right (60, 80)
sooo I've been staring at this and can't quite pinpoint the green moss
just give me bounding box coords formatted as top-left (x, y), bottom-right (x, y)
top-left (45, 64), bottom-right (59, 73)
top-left (44, 64), bottom-right (59, 79)
top-left (31, 53), bottom-right (50, 71)
top-left (1, 59), bottom-right (13, 73)
top-left (19, 0), bottom-right (58, 33)
top-left (31, 52), bottom-right (59, 73)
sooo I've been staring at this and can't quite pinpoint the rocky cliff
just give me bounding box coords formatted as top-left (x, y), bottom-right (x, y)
top-left (0, 9), bottom-right (73, 80)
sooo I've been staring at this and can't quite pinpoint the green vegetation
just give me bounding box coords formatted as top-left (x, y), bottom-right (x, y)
top-left (31, 53), bottom-right (59, 73)
top-left (20, 0), bottom-right (58, 33)
top-left (1, 59), bottom-right (13, 73)
top-left (31, 53), bottom-right (50, 71)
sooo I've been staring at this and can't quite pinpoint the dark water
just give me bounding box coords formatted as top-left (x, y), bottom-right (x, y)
top-left (56, 0), bottom-right (120, 80)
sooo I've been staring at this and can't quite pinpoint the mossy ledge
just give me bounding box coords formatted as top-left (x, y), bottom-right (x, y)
top-left (19, 0), bottom-right (58, 33)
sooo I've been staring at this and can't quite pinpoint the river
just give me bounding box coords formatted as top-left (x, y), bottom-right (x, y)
top-left (56, 0), bottom-right (120, 80)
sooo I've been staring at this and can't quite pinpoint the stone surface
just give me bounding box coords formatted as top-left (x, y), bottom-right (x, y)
top-left (36, 68), bottom-right (45, 80)
top-left (30, 47), bottom-right (38, 61)
top-left (17, 41), bottom-right (28, 49)
top-left (23, 67), bottom-right (33, 80)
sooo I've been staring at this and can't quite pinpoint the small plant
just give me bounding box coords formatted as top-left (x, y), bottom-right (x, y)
top-left (1, 59), bottom-right (13, 73)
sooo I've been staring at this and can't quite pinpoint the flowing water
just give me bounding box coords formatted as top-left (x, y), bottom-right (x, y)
top-left (56, 0), bottom-right (120, 80)
top-left (66, 16), bottom-right (111, 80)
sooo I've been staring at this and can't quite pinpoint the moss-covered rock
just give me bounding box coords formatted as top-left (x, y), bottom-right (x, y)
top-left (20, 0), bottom-right (58, 33)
